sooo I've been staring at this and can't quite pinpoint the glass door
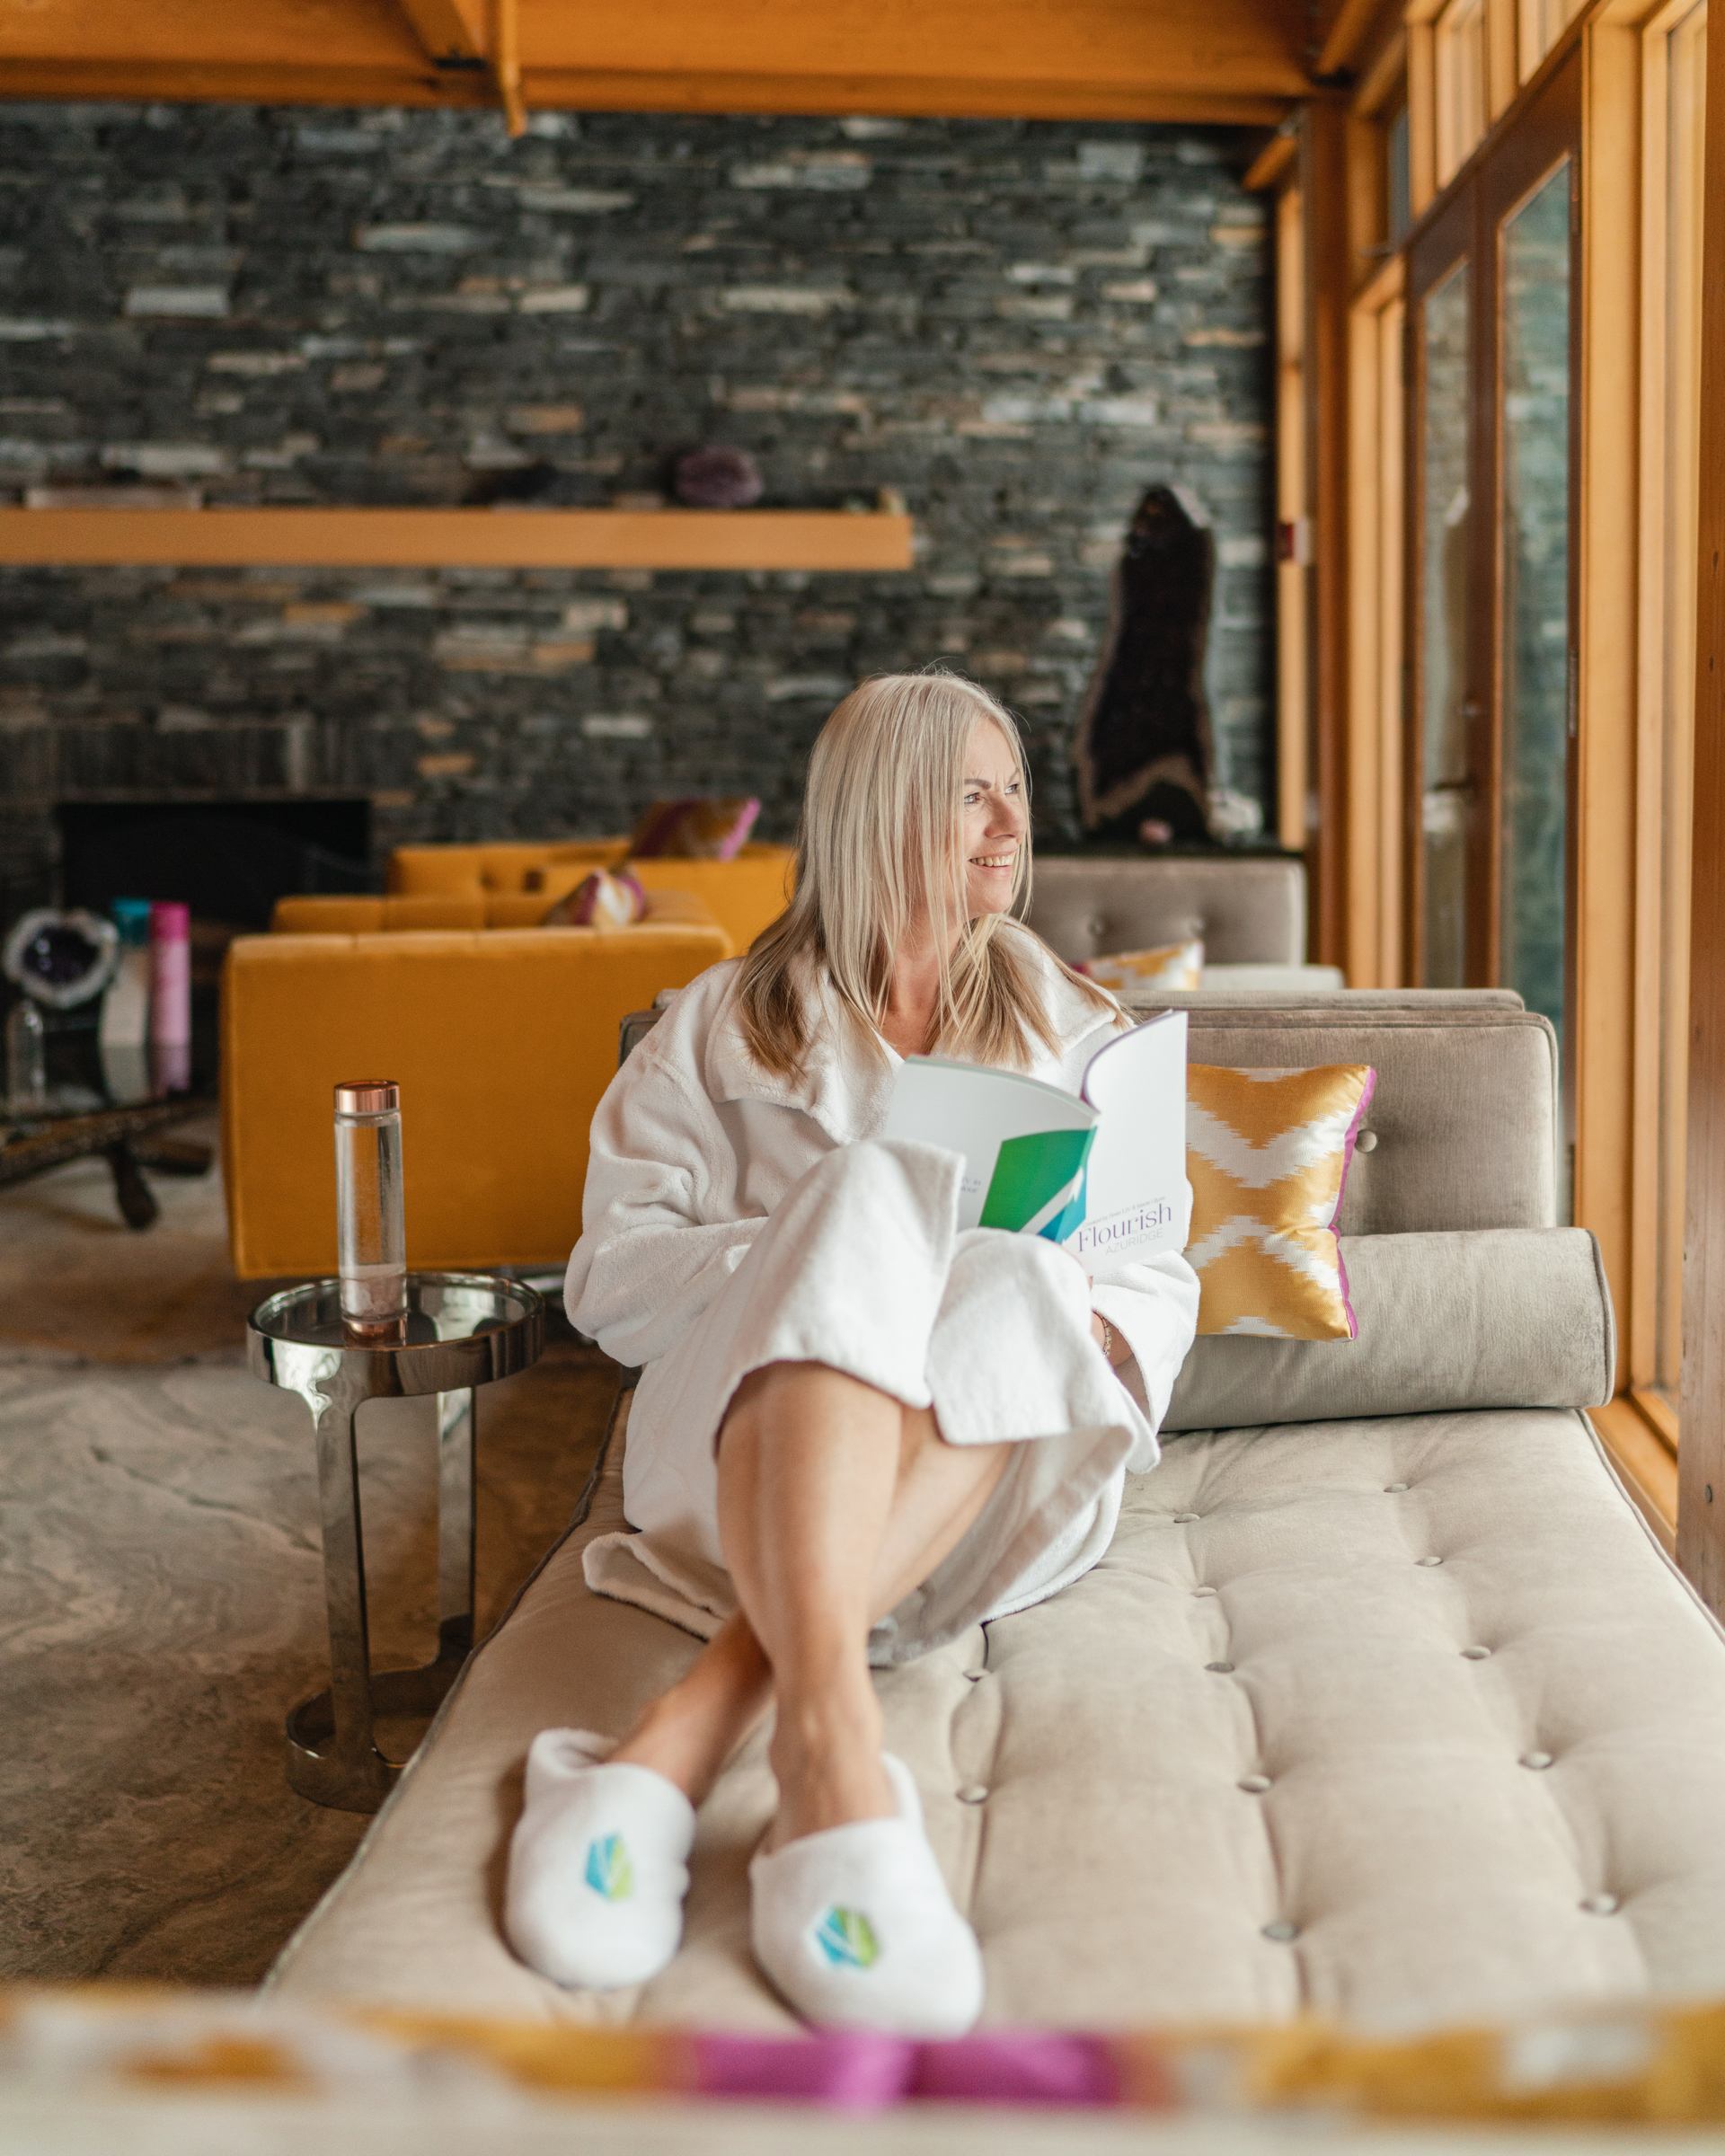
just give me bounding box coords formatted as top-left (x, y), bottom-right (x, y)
top-left (1494, 155), bottom-right (1575, 1041)
top-left (1408, 189), bottom-right (1484, 987)
top-left (1405, 54), bottom-right (1579, 1065)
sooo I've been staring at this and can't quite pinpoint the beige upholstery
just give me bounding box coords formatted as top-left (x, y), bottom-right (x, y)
top-left (1178, 1000), bottom-right (1561, 1235)
top-left (270, 994), bottom-right (1725, 2037)
top-left (270, 1401), bottom-right (1725, 2034)
top-left (1027, 854), bottom-right (1305, 967)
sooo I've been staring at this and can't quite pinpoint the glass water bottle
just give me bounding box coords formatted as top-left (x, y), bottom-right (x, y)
top-left (333, 1080), bottom-right (407, 1343)
top-left (4, 999), bottom-right (47, 1117)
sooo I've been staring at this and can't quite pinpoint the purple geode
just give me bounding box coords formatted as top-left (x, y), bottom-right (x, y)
top-left (672, 446), bottom-right (764, 509)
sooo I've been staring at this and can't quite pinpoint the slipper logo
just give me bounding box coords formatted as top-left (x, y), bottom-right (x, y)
top-left (583, 1833), bottom-right (634, 1902)
top-left (814, 1905), bottom-right (880, 1970)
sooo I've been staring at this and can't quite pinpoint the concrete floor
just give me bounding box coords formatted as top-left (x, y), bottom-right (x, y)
top-left (0, 1118), bottom-right (610, 1985)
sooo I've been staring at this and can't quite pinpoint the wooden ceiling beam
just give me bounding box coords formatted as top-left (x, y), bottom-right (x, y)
top-left (392, 0), bottom-right (486, 65)
top-left (0, 0), bottom-right (1314, 120)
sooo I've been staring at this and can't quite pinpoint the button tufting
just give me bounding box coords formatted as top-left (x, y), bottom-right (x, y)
top-left (1384, 1481), bottom-right (1409, 1493)
top-left (957, 1783), bottom-right (989, 1805)
top-left (1261, 1919), bottom-right (1300, 1943)
top-left (1172, 1511), bottom-right (1200, 1524)
top-left (1580, 1893), bottom-right (1621, 1916)
top-left (1520, 1749), bottom-right (1555, 1770)
top-left (1238, 1773), bottom-right (1272, 1794)
top-left (1206, 1660), bottom-right (1236, 1674)
top-left (963, 1669), bottom-right (986, 1683)
top-left (1354, 1128), bottom-right (1379, 1153)
top-left (1461, 1646), bottom-right (1492, 1660)
top-left (1417, 1555), bottom-right (1445, 1567)
top-left (1192, 1586), bottom-right (1218, 1598)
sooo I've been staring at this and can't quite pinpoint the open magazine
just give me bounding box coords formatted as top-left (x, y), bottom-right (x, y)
top-left (878, 1009), bottom-right (1187, 1266)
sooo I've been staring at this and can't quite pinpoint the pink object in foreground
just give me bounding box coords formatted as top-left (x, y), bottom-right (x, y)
top-left (688, 2029), bottom-right (1137, 2109)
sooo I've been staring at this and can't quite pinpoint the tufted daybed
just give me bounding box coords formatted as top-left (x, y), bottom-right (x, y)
top-left (269, 990), bottom-right (1725, 2034)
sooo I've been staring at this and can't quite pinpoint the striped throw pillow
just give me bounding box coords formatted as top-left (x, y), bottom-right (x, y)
top-left (1186, 1063), bottom-right (1377, 1339)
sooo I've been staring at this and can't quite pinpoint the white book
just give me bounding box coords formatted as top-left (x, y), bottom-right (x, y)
top-left (879, 1009), bottom-right (1188, 1266)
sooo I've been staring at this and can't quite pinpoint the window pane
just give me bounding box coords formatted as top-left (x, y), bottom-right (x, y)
top-left (1498, 160), bottom-right (1572, 1043)
top-left (1656, 0), bottom-right (1707, 1393)
top-left (1419, 260), bottom-right (1472, 987)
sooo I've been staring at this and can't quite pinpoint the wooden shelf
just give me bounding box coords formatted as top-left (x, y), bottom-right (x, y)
top-left (0, 507), bottom-right (916, 573)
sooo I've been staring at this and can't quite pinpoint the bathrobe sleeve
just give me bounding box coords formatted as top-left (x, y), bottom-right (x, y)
top-left (1062, 1012), bottom-right (1202, 1471)
top-left (564, 1040), bottom-right (766, 1370)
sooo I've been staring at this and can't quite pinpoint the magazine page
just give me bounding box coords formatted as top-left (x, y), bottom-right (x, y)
top-left (879, 1056), bottom-right (1096, 1237)
top-left (1066, 1008), bottom-right (1189, 1267)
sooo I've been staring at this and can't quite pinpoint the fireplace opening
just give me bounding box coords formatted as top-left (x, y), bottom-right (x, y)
top-left (58, 798), bottom-right (374, 932)
top-left (51, 798), bottom-right (376, 1079)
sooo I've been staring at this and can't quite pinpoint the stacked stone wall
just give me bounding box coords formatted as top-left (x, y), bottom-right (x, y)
top-left (0, 102), bottom-right (1272, 903)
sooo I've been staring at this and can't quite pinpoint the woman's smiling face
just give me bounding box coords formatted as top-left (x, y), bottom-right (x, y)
top-left (959, 715), bottom-right (1027, 921)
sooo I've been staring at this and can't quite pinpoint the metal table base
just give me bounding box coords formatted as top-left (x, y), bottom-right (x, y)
top-left (248, 1274), bottom-right (544, 1813)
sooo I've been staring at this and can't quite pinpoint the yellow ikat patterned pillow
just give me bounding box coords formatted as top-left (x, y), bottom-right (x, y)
top-left (1076, 937), bottom-right (1203, 994)
top-left (1186, 1062), bottom-right (1377, 1339)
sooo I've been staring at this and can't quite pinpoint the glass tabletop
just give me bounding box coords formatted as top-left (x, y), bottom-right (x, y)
top-left (2, 1023), bottom-right (205, 1128)
top-left (249, 1272), bottom-right (544, 1352)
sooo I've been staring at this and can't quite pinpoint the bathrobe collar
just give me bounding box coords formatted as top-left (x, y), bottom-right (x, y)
top-left (700, 931), bottom-right (1113, 1145)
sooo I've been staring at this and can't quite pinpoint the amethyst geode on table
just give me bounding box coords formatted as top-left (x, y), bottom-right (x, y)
top-left (2, 908), bottom-right (119, 1008)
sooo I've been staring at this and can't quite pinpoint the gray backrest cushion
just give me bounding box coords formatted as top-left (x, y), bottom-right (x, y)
top-left (1026, 853), bottom-right (1305, 966)
top-left (1164, 1229), bottom-right (1614, 1430)
top-left (1179, 999), bottom-right (1560, 1233)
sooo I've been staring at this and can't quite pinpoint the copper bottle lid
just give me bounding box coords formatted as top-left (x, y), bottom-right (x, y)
top-left (334, 1080), bottom-right (400, 1116)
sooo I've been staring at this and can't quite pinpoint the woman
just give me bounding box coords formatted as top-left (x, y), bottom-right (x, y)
top-left (507, 670), bottom-right (1199, 2034)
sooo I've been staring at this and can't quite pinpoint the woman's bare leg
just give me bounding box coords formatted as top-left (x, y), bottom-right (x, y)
top-left (609, 1362), bottom-right (1010, 1839)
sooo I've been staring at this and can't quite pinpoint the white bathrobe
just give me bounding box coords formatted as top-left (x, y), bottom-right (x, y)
top-left (565, 926), bottom-right (1201, 1666)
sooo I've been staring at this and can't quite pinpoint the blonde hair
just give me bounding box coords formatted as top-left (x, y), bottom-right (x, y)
top-left (736, 668), bottom-right (1115, 1080)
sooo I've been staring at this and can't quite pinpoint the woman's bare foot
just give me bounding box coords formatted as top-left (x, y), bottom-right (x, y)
top-left (606, 1615), bottom-right (773, 1804)
top-left (765, 1682), bottom-right (896, 1850)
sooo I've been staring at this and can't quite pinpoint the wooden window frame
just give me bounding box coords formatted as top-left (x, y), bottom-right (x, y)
top-left (1389, 0), bottom-right (1711, 1553)
top-left (1618, 0), bottom-right (1708, 1452)
top-left (1677, 0), bottom-right (1725, 1609)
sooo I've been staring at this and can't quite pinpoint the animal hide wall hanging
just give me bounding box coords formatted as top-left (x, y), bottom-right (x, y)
top-left (1073, 484), bottom-right (1217, 844)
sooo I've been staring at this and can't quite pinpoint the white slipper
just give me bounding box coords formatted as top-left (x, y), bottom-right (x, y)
top-left (748, 1753), bottom-right (985, 2036)
top-left (504, 1727), bottom-right (696, 1991)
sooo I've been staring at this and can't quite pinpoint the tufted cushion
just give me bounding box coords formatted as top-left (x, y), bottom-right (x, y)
top-left (270, 1399), bottom-right (1725, 2034)
top-left (1178, 1003), bottom-right (1559, 1235)
top-left (1027, 854), bottom-right (1305, 967)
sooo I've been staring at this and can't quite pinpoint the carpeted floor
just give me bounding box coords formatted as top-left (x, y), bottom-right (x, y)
top-left (0, 1117), bottom-right (613, 1985)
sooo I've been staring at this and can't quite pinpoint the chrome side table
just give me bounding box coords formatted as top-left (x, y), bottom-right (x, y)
top-left (248, 1272), bottom-right (544, 1813)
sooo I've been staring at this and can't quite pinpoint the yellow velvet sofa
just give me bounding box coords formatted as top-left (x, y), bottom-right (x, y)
top-left (385, 839), bottom-right (795, 956)
top-left (220, 896), bottom-right (729, 1279)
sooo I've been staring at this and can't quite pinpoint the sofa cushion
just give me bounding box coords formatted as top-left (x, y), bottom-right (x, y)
top-left (270, 1399), bottom-right (1725, 2036)
top-left (1166, 1229), bottom-right (1614, 1431)
top-left (1027, 855), bottom-right (1305, 967)
top-left (1186, 1062), bottom-right (1375, 1339)
top-left (1077, 938), bottom-right (1204, 992)
top-left (1178, 1004), bottom-right (1559, 1235)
